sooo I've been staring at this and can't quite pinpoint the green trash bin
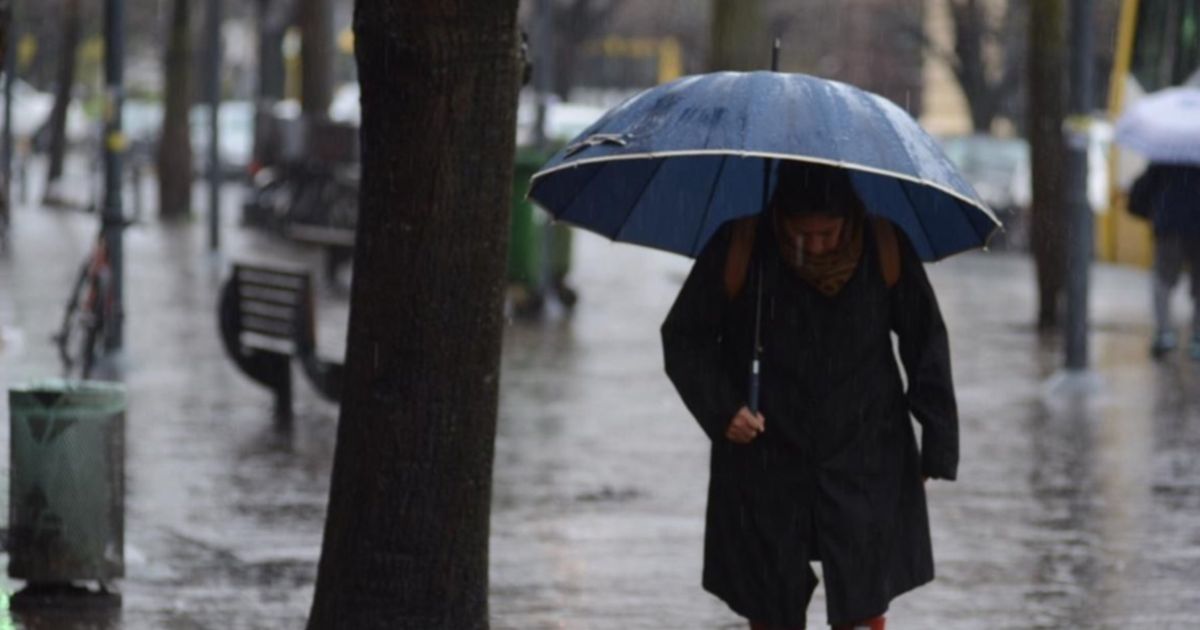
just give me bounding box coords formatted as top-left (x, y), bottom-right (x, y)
top-left (8, 380), bottom-right (125, 584)
top-left (509, 148), bottom-right (548, 288)
top-left (510, 147), bottom-right (575, 305)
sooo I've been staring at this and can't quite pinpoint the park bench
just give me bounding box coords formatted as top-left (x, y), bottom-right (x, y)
top-left (282, 222), bottom-right (355, 282)
top-left (218, 262), bottom-right (343, 421)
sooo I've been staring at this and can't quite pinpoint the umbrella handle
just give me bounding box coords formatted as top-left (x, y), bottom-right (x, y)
top-left (747, 359), bottom-right (760, 415)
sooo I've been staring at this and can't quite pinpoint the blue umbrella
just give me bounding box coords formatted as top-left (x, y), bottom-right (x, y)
top-left (528, 71), bottom-right (999, 262)
top-left (528, 68), bottom-right (999, 412)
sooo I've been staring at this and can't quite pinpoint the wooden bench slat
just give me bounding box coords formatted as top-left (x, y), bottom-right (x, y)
top-left (239, 332), bottom-right (295, 356)
top-left (238, 274), bottom-right (307, 292)
top-left (238, 285), bottom-right (302, 307)
top-left (242, 315), bottom-right (294, 339)
top-left (240, 300), bottom-right (296, 321)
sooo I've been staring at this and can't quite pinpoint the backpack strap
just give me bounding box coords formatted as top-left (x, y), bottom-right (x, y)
top-left (873, 216), bottom-right (901, 289)
top-left (723, 217), bottom-right (758, 299)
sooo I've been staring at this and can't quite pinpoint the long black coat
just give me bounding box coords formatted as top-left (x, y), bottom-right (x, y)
top-left (661, 220), bottom-right (958, 626)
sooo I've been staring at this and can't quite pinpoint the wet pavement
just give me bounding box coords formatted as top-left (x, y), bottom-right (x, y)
top-left (1, 157), bottom-right (1199, 628)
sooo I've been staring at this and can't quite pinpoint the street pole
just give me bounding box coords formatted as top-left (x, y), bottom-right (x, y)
top-left (207, 0), bottom-right (222, 251)
top-left (1064, 0), bottom-right (1094, 371)
top-left (103, 0), bottom-right (125, 352)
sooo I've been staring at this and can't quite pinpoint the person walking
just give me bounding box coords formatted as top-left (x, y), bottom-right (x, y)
top-left (661, 162), bottom-right (958, 630)
top-left (1128, 163), bottom-right (1200, 360)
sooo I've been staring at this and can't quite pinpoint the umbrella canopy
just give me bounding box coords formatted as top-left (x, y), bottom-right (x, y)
top-left (529, 71), bottom-right (999, 261)
top-left (1115, 86), bottom-right (1200, 166)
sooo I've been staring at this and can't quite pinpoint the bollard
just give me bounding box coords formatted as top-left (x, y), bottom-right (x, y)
top-left (7, 379), bottom-right (125, 609)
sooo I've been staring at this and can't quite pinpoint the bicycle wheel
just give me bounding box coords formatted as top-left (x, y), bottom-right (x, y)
top-left (55, 259), bottom-right (93, 375)
top-left (78, 273), bottom-right (110, 379)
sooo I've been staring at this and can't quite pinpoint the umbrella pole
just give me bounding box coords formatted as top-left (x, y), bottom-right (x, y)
top-left (747, 40), bottom-right (781, 415)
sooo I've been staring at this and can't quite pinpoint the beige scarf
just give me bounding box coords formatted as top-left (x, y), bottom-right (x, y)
top-left (773, 208), bottom-right (865, 296)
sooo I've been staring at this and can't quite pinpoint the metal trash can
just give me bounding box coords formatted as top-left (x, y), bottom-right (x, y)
top-left (8, 380), bottom-right (125, 585)
top-left (510, 147), bottom-right (576, 311)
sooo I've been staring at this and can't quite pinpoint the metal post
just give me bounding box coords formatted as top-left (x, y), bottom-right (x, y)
top-left (103, 0), bottom-right (125, 352)
top-left (207, 0), bottom-right (222, 251)
top-left (1064, 0), bottom-right (1094, 371)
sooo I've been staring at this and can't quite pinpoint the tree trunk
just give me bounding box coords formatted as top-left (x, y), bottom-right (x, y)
top-left (0, 0), bottom-right (10, 233)
top-left (257, 0), bottom-right (288, 102)
top-left (305, 1), bottom-right (520, 628)
top-left (157, 0), bottom-right (193, 220)
top-left (44, 0), bottom-right (81, 196)
top-left (1028, 0), bottom-right (1067, 330)
top-left (708, 0), bottom-right (766, 71)
top-left (297, 0), bottom-right (333, 117)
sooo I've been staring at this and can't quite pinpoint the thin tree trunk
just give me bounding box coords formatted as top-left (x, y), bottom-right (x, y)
top-left (306, 1), bottom-right (520, 628)
top-left (44, 0), bottom-right (81, 197)
top-left (1028, 0), bottom-right (1067, 329)
top-left (0, 0), bottom-right (10, 232)
top-left (708, 0), bottom-right (766, 71)
top-left (297, 0), bottom-right (333, 117)
top-left (157, 0), bottom-right (193, 219)
top-left (257, 0), bottom-right (287, 102)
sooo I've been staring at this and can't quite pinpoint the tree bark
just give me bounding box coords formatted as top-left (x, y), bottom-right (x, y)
top-left (44, 0), bottom-right (81, 192)
top-left (1028, 0), bottom-right (1067, 330)
top-left (297, 0), bottom-right (333, 117)
top-left (157, 0), bottom-right (193, 220)
top-left (708, 0), bottom-right (766, 71)
top-left (306, 2), bottom-right (520, 628)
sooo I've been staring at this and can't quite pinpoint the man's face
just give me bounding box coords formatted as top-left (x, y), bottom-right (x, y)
top-left (779, 213), bottom-right (846, 257)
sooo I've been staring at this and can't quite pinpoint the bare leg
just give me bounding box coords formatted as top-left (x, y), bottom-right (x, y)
top-left (1187, 234), bottom-right (1200, 359)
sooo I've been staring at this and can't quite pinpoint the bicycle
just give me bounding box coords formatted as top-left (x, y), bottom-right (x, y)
top-left (53, 208), bottom-right (137, 379)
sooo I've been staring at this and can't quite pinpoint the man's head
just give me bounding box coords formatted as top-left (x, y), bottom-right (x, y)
top-left (770, 162), bottom-right (863, 258)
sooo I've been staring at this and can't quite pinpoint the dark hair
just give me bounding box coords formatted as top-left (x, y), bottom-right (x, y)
top-left (770, 161), bottom-right (861, 217)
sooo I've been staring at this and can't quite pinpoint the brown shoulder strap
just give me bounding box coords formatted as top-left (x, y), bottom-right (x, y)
top-left (873, 217), bottom-right (901, 289)
top-left (723, 217), bottom-right (758, 299)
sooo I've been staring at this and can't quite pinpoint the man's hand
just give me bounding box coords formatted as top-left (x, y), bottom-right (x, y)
top-left (725, 406), bottom-right (765, 444)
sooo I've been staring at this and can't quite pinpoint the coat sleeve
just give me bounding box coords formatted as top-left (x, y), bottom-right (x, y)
top-left (890, 232), bottom-right (959, 480)
top-left (661, 228), bottom-right (744, 441)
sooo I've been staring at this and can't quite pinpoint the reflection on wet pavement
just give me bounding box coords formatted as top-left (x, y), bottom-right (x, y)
top-left (1, 187), bottom-right (1199, 627)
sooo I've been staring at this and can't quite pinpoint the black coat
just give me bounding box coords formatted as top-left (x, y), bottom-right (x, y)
top-left (661, 220), bottom-right (958, 626)
top-left (1128, 164), bottom-right (1200, 236)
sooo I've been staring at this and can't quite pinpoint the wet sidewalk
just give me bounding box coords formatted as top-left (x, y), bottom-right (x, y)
top-left (1, 174), bottom-right (1199, 628)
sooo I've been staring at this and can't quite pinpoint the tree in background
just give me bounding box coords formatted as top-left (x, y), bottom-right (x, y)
top-left (0, 0), bottom-right (10, 233)
top-left (305, 1), bottom-right (521, 627)
top-left (42, 0), bottom-right (80, 205)
top-left (1028, 0), bottom-right (1067, 329)
top-left (888, 0), bottom-right (1027, 133)
top-left (708, 0), bottom-right (766, 70)
top-left (157, 0), bottom-right (192, 220)
top-left (550, 0), bottom-right (623, 100)
top-left (256, 0), bottom-right (290, 103)
top-left (297, 0), bottom-right (332, 116)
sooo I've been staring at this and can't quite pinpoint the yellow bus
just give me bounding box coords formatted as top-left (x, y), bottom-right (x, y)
top-left (1101, 0), bottom-right (1200, 266)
